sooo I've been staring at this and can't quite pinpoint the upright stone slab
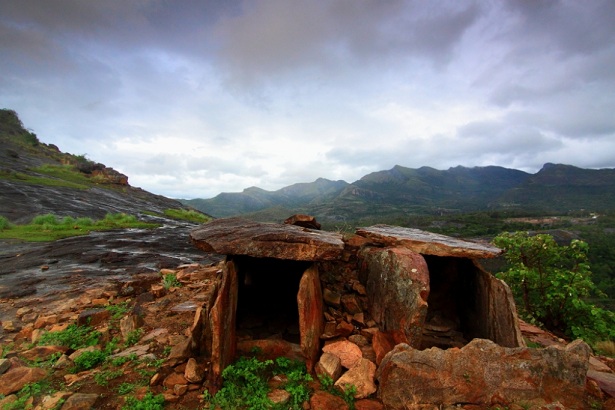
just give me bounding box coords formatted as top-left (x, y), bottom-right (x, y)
top-left (358, 247), bottom-right (429, 346)
top-left (297, 265), bottom-right (324, 373)
top-left (209, 259), bottom-right (238, 391)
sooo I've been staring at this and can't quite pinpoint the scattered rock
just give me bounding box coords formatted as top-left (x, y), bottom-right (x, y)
top-left (119, 313), bottom-right (144, 338)
top-left (77, 308), bottom-right (110, 327)
top-left (184, 358), bottom-right (205, 383)
top-left (19, 345), bottom-right (67, 361)
top-left (268, 389), bottom-right (291, 406)
top-left (284, 214), bottom-right (321, 230)
top-left (315, 352), bottom-right (343, 382)
top-left (0, 366), bottom-right (47, 395)
top-left (355, 398), bottom-right (385, 410)
top-left (59, 392), bottom-right (99, 409)
top-left (0, 359), bottom-right (11, 375)
top-left (39, 391), bottom-right (72, 409)
top-left (163, 372), bottom-right (188, 389)
top-left (335, 358), bottom-right (377, 399)
top-left (309, 390), bottom-right (349, 410)
top-left (323, 339), bottom-right (362, 369)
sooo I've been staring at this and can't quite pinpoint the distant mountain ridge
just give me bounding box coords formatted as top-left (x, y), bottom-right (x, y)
top-left (182, 163), bottom-right (615, 224)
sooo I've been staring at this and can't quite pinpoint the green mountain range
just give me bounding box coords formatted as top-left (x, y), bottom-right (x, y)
top-left (182, 163), bottom-right (615, 225)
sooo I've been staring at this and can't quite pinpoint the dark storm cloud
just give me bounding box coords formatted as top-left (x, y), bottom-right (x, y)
top-left (1, 0), bottom-right (614, 198)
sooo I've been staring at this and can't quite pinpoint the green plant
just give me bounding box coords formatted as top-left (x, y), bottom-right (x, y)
top-left (94, 369), bottom-right (123, 386)
top-left (0, 213), bottom-right (159, 242)
top-left (0, 216), bottom-right (11, 230)
top-left (122, 392), bottom-right (165, 410)
top-left (163, 208), bottom-right (211, 223)
top-left (73, 349), bottom-right (108, 371)
top-left (117, 382), bottom-right (135, 395)
top-left (162, 273), bottom-right (181, 290)
top-left (1, 342), bottom-right (13, 358)
top-left (206, 355), bottom-right (314, 410)
top-left (317, 374), bottom-right (356, 409)
top-left (3, 381), bottom-right (53, 410)
top-left (38, 324), bottom-right (101, 350)
top-left (106, 301), bottom-right (131, 320)
top-left (494, 232), bottom-right (615, 344)
top-left (124, 328), bottom-right (143, 347)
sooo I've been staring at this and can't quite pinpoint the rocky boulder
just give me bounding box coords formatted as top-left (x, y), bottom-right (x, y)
top-left (356, 225), bottom-right (501, 258)
top-left (358, 247), bottom-right (429, 346)
top-left (190, 217), bottom-right (344, 261)
top-left (376, 338), bottom-right (591, 409)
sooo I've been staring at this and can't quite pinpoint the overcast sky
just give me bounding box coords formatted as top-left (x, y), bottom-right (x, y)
top-left (2, 1), bottom-right (615, 199)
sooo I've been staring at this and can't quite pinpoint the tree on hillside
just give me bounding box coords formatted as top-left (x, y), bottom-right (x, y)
top-left (493, 231), bottom-right (615, 344)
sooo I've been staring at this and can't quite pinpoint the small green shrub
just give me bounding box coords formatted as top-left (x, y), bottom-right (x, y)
top-left (122, 392), bottom-right (165, 410)
top-left (4, 381), bottom-right (52, 410)
top-left (206, 355), bottom-right (314, 410)
top-left (106, 301), bottom-right (131, 320)
top-left (124, 328), bottom-right (143, 347)
top-left (163, 208), bottom-right (211, 223)
top-left (38, 324), bottom-right (101, 350)
top-left (117, 382), bottom-right (135, 395)
top-left (162, 273), bottom-right (181, 289)
top-left (73, 349), bottom-right (107, 371)
top-left (0, 216), bottom-right (11, 230)
top-left (32, 214), bottom-right (59, 225)
top-left (75, 217), bottom-right (94, 227)
top-left (94, 369), bottom-right (123, 386)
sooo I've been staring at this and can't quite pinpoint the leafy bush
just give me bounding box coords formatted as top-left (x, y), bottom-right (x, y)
top-left (3, 381), bottom-right (52, 410)
top-left (494, 231), bottom-right (615, 344)
top-left (94, 369), bottom-right (123, 386)
top-left (73, 349), bottom-right (107, 371)
top-left (0, 216), bottom-right (11, 230)
top-left (122, 392), bottom-right (165, 410)
top-left (206, 355), bottom-right (314, 410)
top-left (162, 273), bottom-right (181, 289)
top-left (32, 214), bottom-right (59, 225)
top-left (106, 301), bottom-right (131, 320)
top-left (38, 324), bottom-right (101, 350)
top-left (163, 208), bottom-right (211, 223)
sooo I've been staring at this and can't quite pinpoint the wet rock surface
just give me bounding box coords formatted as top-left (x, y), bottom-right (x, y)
top-left (0, 219), bottom-right (222, 318)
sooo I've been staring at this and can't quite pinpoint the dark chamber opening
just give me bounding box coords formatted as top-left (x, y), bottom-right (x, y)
top-left (233, 256), bottom-right (311, 344)
top-left (421, 255), bottom-right (477, 349)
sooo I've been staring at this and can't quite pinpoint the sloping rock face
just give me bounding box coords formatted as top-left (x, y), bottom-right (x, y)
top-left (377, 338), bottom-right (591, 409)
top-left (356, 225), bottom-right (501, 258)
top-left (190, 217), bottom-right (344, 261)
top-left (358, 247), bottom-right (429, 346)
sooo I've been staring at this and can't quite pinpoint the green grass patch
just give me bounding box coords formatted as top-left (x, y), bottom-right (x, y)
top-left (0, 168), bottom-right (89, 189)
top-left (38, 324), bottom-right (101, 350)
top-left (106, 301), bottom-right (131, 320)
top-left (0, 213), bottom-right (159, 242)
top-left (204, 355), bottom-right (315, 410)
top-left (162, 272), bottom-right (181, 290)
top-left (2, 381), bottom-right (55, 410)
top-left (163, 208), bottom-right (211, 223)
top-left (122, 392), bottom-right (165, 410)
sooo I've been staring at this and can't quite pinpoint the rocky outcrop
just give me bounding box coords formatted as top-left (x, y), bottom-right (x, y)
top-left (377, 338), bottom-right (591, 409)
top-left (190, 217), bottom-right (344, 261)
top-left (358, 247), bottom-right (429, 347)
top-left (356, 225), bottom-right (501, 258)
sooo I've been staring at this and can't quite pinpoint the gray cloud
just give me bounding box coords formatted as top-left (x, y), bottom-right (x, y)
top-left (1, 0), bottom-right (614, 199)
